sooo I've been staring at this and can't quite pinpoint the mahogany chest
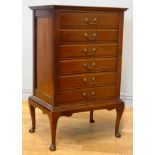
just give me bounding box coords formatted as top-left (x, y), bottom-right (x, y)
top-left (28, 5), bottom-right (127, 151)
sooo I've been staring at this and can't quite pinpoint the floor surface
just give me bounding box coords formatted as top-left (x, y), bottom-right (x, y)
top-left (22, 100), bottom-right (133, 155)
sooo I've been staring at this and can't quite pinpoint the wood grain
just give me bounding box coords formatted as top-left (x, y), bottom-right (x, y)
top-left (58, 43), bottom-right (118, 59)
top-left (23, 100), bottom-right (133, 155)
top-left (60, 12), bottom-right (119, 29)
top-left (30, 5), bottom-right (128, 12)
top-left (35, 17), bottom-right (54, 104)
top-left (59, 58), bottom-right (117, 75)
top-left (58, 72), bottom-right (117, 90)
top-left (56, 86), bottom-right (117, 104)
top-left (29, 6), bottom-right (128, 151)
top-left (60, 29), bottom-right (118, 42)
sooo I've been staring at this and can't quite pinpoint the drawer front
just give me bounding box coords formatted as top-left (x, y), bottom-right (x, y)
top-left (60, 29), bottom-right (118, 42)
top-left (58, 72), bottom-right (117, 90)
top-left (59, 58), bottom-right (117, 75)
top-left (59, 44), bottom-right (117, 59)
top-left (60, 12), bottom-right (119, 28)
top-left (57, 86), bottom-right (117, 104)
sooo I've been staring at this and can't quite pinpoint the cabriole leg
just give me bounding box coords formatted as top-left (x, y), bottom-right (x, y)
top-left (115, 102), bottom-right (124, 138)
top-left (90, 110), bottom-right (95, 123)
top-left (28, 103), bottom-right (36, 133)
top-left (48, 112), bottom-right (60, 151)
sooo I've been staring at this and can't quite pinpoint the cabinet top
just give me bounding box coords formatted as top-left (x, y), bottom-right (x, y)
top-left (29, 5), bottom-right (128, 12)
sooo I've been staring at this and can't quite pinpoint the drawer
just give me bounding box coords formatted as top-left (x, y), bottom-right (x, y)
top-left (59, 58), bottom-right (117, 75)
top-left (56, 86), bottom-right (117, 104)
top-left (58, 72), bottom-right (117, 90)
top-left (60, 29), bottom-right (118, 42)
top-left (59, 44), bottom-right (117, 59)
top-left (59, 12), bottom-right (119, 28)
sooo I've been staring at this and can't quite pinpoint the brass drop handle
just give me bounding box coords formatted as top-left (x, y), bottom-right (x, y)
top-left (84, 17), bottom-right (97, 24)
top-left (92, 48), bottom-right (96, 55)
top-left (92, 91), bottom-right (96, 95)
top-left (92, 62), bottom-right (96, 67)
top-left (82, 92), bottom-right (87, 97)
top-left (93, 17), bottom-right (97, 22)
top-left (84, 17), bottom-right (89, 22)
top-left (84, 32), bottom-right (98, 40)
top-left (92, 77), bottom-right (96, 81)
top-left (93, 32), bottom-right (97, 37)
top-left (83, 62), bottom-right (87, 68)
top-left (84, 32), bottom-right (88, 38)
top-left (83, 77), bottom-right (87, 83)
top-left (83, 48), bottom-right (87, 54)
top-left (92, 48), bottom-right (96, 52)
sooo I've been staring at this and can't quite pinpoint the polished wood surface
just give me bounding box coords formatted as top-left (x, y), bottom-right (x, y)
top-left (58, 72), bottom-right (117, 90)
top-left (29, 5), bottom-right (127, 151)
top-left (30, 5), bottom-right (128, 12)
top-left (23, 100), bottom-right (133, 155)
top-left (35, 17), bottom-right (54, 105)
top-left (56, 86), bottom-right (117, 104)
top-left (59, 44), bottom-right (118, 59)
top-left (60, 12), bottom-right (119, 28)
top-left (59, 58), bottom-right (117, 75)
top-left (60, 29), bottom-right (118, 42)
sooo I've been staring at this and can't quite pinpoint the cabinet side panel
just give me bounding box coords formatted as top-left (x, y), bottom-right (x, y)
top-left (34, 17), bottom-right (54, 105)
top-left (116, 12), bottom-right (124, 97)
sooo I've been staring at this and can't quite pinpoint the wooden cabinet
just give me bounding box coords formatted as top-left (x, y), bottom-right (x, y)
top-left (28, 5), bottom-right (127, 151)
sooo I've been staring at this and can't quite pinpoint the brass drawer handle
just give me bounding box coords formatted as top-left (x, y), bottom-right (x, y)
top-left (93, 32), bottom-right (97, 37)
top-left (92, 48), bottom-right (96, 52)
top-left (83, 62), bottom-right (87, 68)
top-left (82, 92), bottom-right (87, 96)
top-left (92, 91), bottom-right (96, 95)
top-left (83, 77), bottom-right (87, 83)
top-left (84, 32), bottom-right (88, 38)
top-left (93, 17), bottom-right (97, 22)
top-left (92, 62), bottom-right (96, 67)
top-left (84, 32), bottom-right (98, 40)
top-left (84, 17), bottom-right (97, 25)
top-left (92, 48), bottom-right (96, 55)
top-left (92, 77), bottom-right (96, 81)
top-left (92, 32), bottom-right (98, 40)
top-left (83, 48), bottom-right (96, 56)
top-left (83, 48), bottom-right (87, 54)
top-left (84, 17), bottom-right (89, 22)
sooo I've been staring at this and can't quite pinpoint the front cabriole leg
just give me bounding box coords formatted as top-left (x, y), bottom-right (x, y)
top-left (48, 111), bottom-right (61, 151)
top-left (115, 101), bottom-right (125, 138)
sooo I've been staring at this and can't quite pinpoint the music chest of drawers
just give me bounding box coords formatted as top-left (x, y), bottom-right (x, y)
top-left (28, 5), bottom-right (127, 151)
